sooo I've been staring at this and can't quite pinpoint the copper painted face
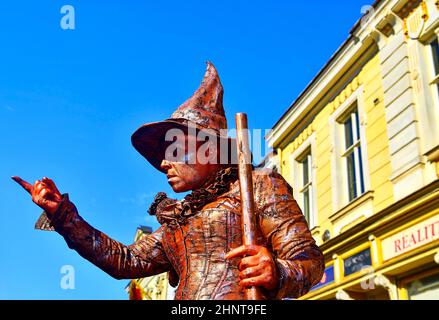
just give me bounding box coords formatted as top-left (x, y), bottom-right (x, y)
top-left (160, 133), bottom-right (222, 193)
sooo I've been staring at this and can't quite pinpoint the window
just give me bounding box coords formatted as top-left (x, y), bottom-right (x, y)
top-left (430, 38), bottom-right (439, 98)
top-left (407, 273), bottom-right (439, 300)
top-left (341, 106), bottom-right (365, 202)
top-left (291, 133), bottom-right (317, 229)
top-left (330, 86), bottom-right (372, 232)
top-left (414, 36), bottom-right (439, 155)
top-left (298, 149), bottom-right (313, 223)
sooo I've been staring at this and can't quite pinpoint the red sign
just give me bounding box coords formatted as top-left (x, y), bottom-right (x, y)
top-left (382, 216), bottom-right (439, 261)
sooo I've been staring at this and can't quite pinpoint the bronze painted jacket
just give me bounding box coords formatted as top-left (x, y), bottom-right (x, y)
top-left (47, 169), bottom-right (324, 300)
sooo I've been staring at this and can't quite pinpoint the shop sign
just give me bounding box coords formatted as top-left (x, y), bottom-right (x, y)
top-left (311, 265), bottom-right (334, 291)
top-left (343, 248), bottom-right (372, 277)
top-left (382, 215), bottom-right (439, 261)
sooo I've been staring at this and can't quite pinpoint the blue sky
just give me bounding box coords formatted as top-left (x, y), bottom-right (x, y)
top-left (0, 0), bottom-right (372, 299)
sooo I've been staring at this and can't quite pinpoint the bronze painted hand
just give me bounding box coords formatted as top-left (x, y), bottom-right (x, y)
top-left (226, 244), bottom-right (279, 291)
top-left (12, 176), bottom-right (63, 217)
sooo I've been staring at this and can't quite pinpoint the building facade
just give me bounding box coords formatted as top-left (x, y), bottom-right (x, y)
top-left (267, 0), bottom-right (439, 300)
top-left (126, 226), bottom-right (176, 300)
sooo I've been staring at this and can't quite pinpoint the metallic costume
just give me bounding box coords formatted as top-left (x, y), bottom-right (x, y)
top-left (35, 62), bottom-right (324, 300)
top-left (48, 168), bottom-right (323, 300)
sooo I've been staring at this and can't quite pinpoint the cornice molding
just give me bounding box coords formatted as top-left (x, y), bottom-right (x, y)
top-left (268, 0), bottom-right (415, 149)
top-left (290, 123), bottom-right (315, 153)
top-left (330, 75), bottom-right (364, 115)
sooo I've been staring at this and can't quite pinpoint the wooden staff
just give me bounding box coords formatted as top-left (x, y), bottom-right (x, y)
top-left (235, 113), bottom-right (263, 300)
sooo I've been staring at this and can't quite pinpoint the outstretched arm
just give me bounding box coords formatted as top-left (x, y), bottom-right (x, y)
top-left (13, 176), bottom-right (172, 280)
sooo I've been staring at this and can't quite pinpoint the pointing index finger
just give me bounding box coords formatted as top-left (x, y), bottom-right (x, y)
top-left (11, 176), bottom-right (33, 194)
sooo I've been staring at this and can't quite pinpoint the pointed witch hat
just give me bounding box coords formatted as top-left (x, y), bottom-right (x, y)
top-left (131, 62), bottom-right (236, 172)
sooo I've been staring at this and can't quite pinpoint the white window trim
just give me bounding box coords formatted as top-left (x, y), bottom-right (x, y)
top-left (329, 86), bottom-right (371, 212)
top-left (290, 132), bottom-right (318, 229)
top-left (425, 34), bottom-right (439, 148)
top-left (413, 31), bottom-right (439, 158)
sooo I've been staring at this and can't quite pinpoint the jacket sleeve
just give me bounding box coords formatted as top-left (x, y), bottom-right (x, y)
top-left (44, 194), bottom-right (172, 280)
top-left (253, 169), bottom-right (324, 299)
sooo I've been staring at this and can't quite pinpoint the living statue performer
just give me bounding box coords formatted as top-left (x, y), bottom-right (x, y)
top-left (13, 62), bottom-right (324, 300)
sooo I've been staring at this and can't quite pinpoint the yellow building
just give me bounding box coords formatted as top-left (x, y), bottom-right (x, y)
top-left (126, 226), bottom-right (176, 300)
top-left (267, 0), bottom-right (439, 300)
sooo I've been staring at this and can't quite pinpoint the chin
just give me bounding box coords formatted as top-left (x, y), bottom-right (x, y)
top-left (170, 182), bottom-right (190, 193)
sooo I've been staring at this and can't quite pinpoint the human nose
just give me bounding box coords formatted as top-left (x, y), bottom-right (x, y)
top-left (160, 159), bottom-right (172, 171)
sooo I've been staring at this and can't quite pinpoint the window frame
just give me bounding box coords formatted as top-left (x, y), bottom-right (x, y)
top-left (340, 106), bottom-right (366, 202)
top-left (298, 148), bottom-right (313, 224)
top-left (428, 37), bottom-right (439, 109)
top-left (330, 86), bottom-right (371, 211)
top-left (414, 32), bottom-right (439, 159)
top-left (290, 132), bottom-right (318, 229)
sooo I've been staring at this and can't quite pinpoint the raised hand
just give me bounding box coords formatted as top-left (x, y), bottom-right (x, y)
top-left (12, 176), bottom-right (63, 217)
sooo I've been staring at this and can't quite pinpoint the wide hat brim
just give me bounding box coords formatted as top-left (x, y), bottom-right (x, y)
top-left (131, 120), bottom-right (237, 173)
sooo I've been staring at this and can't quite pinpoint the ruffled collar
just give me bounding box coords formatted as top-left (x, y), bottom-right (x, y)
top-left (148, 166), bottom-right (239, 225)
